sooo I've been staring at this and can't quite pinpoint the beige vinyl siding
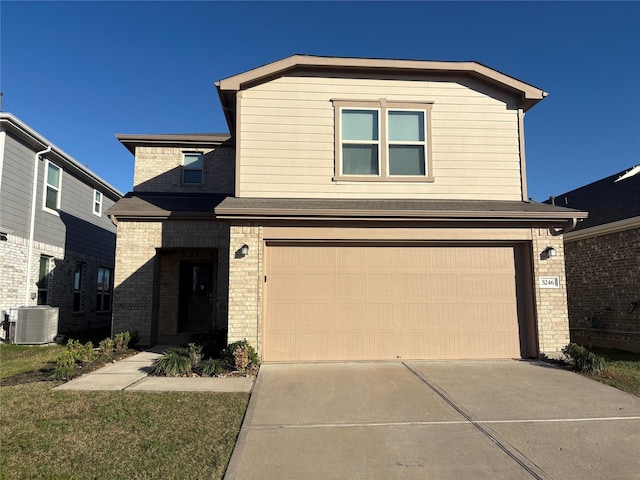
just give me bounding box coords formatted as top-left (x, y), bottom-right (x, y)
top-left (238, 75), bottom-right (523, 200)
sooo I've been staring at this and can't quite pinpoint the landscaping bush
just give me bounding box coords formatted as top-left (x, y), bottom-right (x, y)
top-left (223, 340), bottom-right (259, 374)
top-left (150, 340), bottom-right (260, 377)
top-left (197, 359), bottom-right (226, 377)
top-left (562, 343), bottom-right (607, 374)
top-left (114, 331), bottom-right (136, 352)
top-left (54, 350), bottom-right (78, 379)
top-left (98, 337), bottom-right (115, 355)
top-left (150, 350), bottom-right (192, 377)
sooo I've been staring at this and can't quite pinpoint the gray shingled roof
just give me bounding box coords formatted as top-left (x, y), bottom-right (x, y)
top-left (545, 166), bottom-right (640, 230)
top-left (106, 192), bottom-right (228, 218)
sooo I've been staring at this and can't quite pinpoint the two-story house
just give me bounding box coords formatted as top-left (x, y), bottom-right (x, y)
top-left (108, 55), bottom-right (586, 361)
top-left (0, 113), bottom-right (122, 336)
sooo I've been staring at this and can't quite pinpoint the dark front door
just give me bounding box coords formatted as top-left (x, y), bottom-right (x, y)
top-left (179, 261), bottom-right (215, 331)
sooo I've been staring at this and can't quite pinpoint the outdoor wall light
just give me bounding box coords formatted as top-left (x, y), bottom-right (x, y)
top-left (543, 246), bottom-right (557, 259)
top-left (240, 244), bottom-right (249, 257)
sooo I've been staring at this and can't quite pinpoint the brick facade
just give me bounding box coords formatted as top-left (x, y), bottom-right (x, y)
top-left (133, 145), bottom-right (234, 194)
top-left (112, 219), bottom-right (229, 345)
top-left (565, 227), bottom-right (640, 352)
top-left (1, 234), bottom-right (114, 334)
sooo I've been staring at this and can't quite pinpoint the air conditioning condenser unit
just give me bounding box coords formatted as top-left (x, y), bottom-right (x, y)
top-left (13, 306), bottom-right (59, 344)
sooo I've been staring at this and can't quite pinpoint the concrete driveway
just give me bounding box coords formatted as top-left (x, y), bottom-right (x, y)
top-left (224, 361), bottom-right (640, 480)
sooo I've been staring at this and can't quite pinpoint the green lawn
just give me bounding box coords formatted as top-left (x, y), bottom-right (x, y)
top-left (0, 341), bottom-right (248, 479)
top-left (0, 384), bottom-right (248, 479)
top-left (0, 344), bottom-right (64, 378)
top-left (587, 347), bottom-right (640, 396)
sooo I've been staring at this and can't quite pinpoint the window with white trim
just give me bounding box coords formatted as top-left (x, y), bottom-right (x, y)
top-left (44, 161), bottom-right (62, 212)
top-left (183, 153), bottom-right (203, 184)
top-left (333, 100), bottom-right (433, 181)
top-left (93, 190), bottom-right (103, 216)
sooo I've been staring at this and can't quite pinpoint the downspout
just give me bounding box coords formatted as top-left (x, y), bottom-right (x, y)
top-left (25, 145), bottom-right (51, 305)
top-left (549, 217), bottom-right (579, 236)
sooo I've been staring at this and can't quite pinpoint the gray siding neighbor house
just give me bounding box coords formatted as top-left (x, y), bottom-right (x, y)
top-left (547, 166), bottom-right (640, 353)
top-left (0, 113), bottom-right (123, 335)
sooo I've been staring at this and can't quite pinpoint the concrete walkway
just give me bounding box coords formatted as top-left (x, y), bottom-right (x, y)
top-left (54, 348), bottom-right (254, 393)
top-left (224, 361), bottom-right (640, 480)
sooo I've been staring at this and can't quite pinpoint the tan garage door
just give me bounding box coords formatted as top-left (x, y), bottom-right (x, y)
top-left (264, 245), bottom-right (521, 362)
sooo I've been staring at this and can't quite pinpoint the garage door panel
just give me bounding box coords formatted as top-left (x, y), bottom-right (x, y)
top-left (265, 245), bottom-right (522, 361)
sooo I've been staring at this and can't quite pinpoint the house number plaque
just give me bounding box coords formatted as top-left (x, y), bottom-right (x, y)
top-left (539, 276), bottom-right (560, 288)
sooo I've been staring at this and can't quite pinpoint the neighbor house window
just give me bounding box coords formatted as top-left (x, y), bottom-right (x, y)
top-left (333, 99), bottom-right (433, 181)
top-left (183, 153), bottom-right (203, 184)
top-left (44, 160), bottom-right (62, 212)
top-left (37, 256), bottom-right (51, 305)
top-left (93, 190), bottom-right (103, 216)
top-left (96, 267), bottom-right (112, 312)
top-left (73, 263), bottom-right (83, 312)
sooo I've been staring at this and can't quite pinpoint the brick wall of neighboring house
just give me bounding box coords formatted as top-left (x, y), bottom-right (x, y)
top-left (565, 227), bottom-right (640, 353)
top-left (1, 234), bottom-right (113, 334)
top-left (112, 219), bottom-right (230, 345)
top-left (227, 224), bottom-right (263, 353)
top-left (133, 146), bottom-right (235, 193)
top-left (531, 227), bottom-right (570, 357)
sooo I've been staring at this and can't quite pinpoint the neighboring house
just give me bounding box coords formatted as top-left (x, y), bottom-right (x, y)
top-left (108, 55), bottom-right (587, 362)
top-left (0, 113), bottom-right (123, 335)
top-left (546, 166), bottom-right (640, 353)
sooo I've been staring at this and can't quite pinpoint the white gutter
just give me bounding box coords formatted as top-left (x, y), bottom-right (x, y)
top-left (25, 145), bottom-right (51, 305)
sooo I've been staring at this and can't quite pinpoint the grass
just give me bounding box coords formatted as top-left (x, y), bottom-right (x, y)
top-left (0, 344), bottom-right (64, 378)
top-left (584, 347), bottom-right (640, 396)
top-left (0, 384), bottom-right (248, 479)
top-left (0, 340), bottom-right (249, 479)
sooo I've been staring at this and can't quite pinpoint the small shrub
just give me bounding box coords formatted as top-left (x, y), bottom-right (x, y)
top-left (98, 337), bottom-right (115, 356)
top-left (223, 340), bottom-right (259, 374)
top-left (66, 339), bottom-right (97, 363)
top-left (150, 351), bottom-right (192, 376)
top-left (186, 343), bottom-right (203, 368)
top-left (562, 343), bottom-right (607, 374)
top-left (114, 331), bottom-right (132, 352)
top-left (198, 359), bottom-right (225, 377)
top-left (54, 350), bottom-right (78, 379)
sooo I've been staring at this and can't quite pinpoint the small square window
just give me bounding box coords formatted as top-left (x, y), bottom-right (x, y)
top-left (183, 153), bottom-right (203, 184)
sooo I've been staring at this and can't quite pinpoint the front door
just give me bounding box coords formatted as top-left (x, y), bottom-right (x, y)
top-left (179, 261), bottom-right (215, 331)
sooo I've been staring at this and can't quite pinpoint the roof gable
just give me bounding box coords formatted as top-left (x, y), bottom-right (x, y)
top-left (215, 54), bottom-right (547, 134)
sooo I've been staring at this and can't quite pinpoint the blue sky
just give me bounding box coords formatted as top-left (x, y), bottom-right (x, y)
top-left (1, 1), bottom-right (638, 200)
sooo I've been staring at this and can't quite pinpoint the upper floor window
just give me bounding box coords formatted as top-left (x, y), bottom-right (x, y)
top-left (183, 153), bottom-right (203, 184)
top-left (333, 99), bottom-right (433, 182)
top-left (93, 190), bottom-right (103, 216)
top-left (44, 160), bottom-right (62, 213)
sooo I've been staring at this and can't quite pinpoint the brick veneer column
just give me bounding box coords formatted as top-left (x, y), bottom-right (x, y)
top-left (112, 221), bottom-right (162, 344)
top-left (227, 225), bottom-right (263, 354)
top-left (531, 227), bottom-right (570, 356)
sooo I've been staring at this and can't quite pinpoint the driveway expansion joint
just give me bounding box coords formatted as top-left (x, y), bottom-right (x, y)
top-left (402, 362), bottom-right (548, 480)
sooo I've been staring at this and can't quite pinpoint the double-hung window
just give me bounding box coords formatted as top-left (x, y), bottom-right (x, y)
top-left (183, 153), bottom-right (203, 184)
top-left (37, 256), bottom-right (51, 305)
top-left (93, 190), bottom-right (103, 216)
top-left (44, 161), bottom-right (62, 212)
top-left (334, 99), bottom-right (433, 181)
